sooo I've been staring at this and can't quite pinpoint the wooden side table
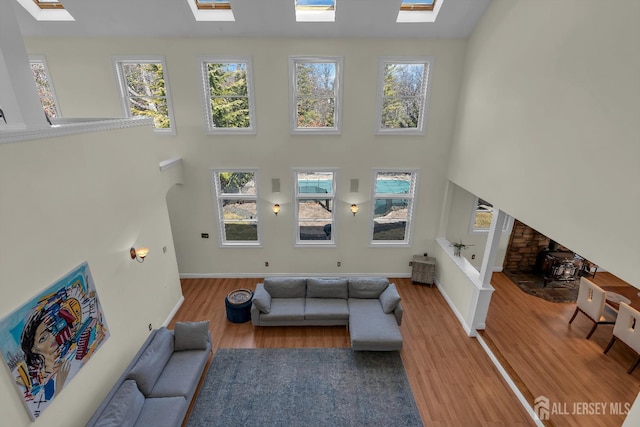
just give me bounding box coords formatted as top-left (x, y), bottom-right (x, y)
top-left (410, 255), bottom-right (436, 286)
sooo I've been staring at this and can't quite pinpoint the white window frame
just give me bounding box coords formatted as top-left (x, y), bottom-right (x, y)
top-left (375, 56), bottom-right (433, 135)
top-left (199, 56), bottom-right (257, 135)
top-left (294, 169), bottom-right (337, 246)
top-left (289, 56), bottom-right (343, 135)
top-left (113, 56), bottom-right (176, 135)
top-left (369, 169), bottom-right (418, 247)
top-left (211, 169), bottom-right (262, 247)
top-left (29, 55), bottom-right (62, 119)
top-left (468, 197), bottom-right (514, 234)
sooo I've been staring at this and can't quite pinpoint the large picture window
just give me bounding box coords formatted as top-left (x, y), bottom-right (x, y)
top-left (376, 57), bottom-right (432, 135)
top-left (289, 56), bottom-right (343, 134)
top-left (294, 170), bottom-right (336, 245)
top-left (211, 170), bottom-right (261, 246)
top-left (113, 56), bottom-right (176, 134)
top-left (370, 170), bottom-right (417, 245)
top-left (200, 57), bottom-right (256, 134)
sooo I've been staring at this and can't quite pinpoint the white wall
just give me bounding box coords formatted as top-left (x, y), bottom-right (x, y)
top-left (447, 0), bottom-right (640, 286)
top-left (0, 125), bottom-right (183, 426)
top-left (25, 37), bottom-right (468, 277)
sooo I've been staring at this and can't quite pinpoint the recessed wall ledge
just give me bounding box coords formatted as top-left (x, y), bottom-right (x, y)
top-left (159, 157), bottom-right (183, 172)
top-left (0, 117), bottom-right (153, 145)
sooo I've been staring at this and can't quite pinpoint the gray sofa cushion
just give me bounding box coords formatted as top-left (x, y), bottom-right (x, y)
top-left (264, 277), bottom-right (307, 298)
top-left (348, 277), bottom-right (389, 299)
top-left (126, 328), bottom-right (174, 396)
top-left (174, 321), bottom-right (209, 351)
top-left (305, 298), bottom-right (349, 320)
top-left (94, 380), bottom-right (144, 427)
top-left (307, 278), bottom-right (348, 299)
top-left (379, 283), bottom-right (401, 313)
top-left (134, 396), bottom-right (187, 427)
top-left (252, 284), bottom-right (272, 313)
top-left (259, 298), bottom-right (305, 321)
top-left (149, 348), bottom-right (210, 398)
top-left (348, 298), bottom-right (402, 351)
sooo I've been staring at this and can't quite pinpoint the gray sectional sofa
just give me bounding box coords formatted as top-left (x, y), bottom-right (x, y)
top-left (251, 277), bottom-right (403, 351)
top-left (86, 321), bottom-right (211, 427)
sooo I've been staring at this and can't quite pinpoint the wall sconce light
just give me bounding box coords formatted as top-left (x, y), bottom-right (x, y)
top-left (130, 247), bottom-right (149, 263)
top-left (350, 204), bottom-right (359, 216)
top-left (273, 204), bottom-right (280, 216)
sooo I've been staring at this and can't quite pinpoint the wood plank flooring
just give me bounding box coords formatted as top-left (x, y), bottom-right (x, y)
top-left (170, 277), bottom-right (534, 426)
top-left (483, 272), bottom-right (640, 427)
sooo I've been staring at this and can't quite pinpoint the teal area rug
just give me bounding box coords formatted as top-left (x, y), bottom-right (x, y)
top-left (186, 348), bottom-right (423, 427)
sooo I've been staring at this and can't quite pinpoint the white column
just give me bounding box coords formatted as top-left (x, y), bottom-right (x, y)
top-left (0, 0), bottom-right (48, 129)
top-left (479, 208), bottom-right (507, 287)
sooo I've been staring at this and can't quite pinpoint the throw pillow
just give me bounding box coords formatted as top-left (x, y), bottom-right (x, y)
top-left (174, 321), bottom-right (210, 351)
top-left (379, 284), bottom-right (401, 313)
top-left (252, 286), bottom-right (272, 313)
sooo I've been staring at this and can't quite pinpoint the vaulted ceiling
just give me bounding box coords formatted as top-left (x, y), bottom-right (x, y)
top-left (14, 0), bottom-right (492, 39)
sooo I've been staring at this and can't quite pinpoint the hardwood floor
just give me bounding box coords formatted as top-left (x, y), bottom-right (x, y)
top-left (170, 277), bottom-right (534, 426)
top-left (484, 272), bottom-right (640, 427)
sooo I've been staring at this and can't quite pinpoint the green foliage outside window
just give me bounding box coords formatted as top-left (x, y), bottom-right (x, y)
top-left (207, 63), bottom-right (250, 128)
top-left (122, 63), bottom-right (170, 129)
top-left (381, 63), bottom-right (425, 129)
top-left (295, 62), bottom-right (336, 128)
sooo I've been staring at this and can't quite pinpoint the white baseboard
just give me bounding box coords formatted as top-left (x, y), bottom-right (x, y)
top-left (433, 277), bottom-right (474, 337)
top-left (476, 333), bottom-right (544, 427)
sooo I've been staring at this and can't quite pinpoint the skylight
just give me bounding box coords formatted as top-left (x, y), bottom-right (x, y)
top-left (195, 0), bottom-right (231, 10)
top-left (33, 0), bottom-right (64, 9)
top-left (397, 0), bottom-right (443, 23)
top-left (400, 0), bottom-right (436, 12)
top-left (16, 0), bottom-right (74, 21)
top-left (188, 0), bottom-right (234, 21)
top-left (295, 0), bottom-right (335, 23)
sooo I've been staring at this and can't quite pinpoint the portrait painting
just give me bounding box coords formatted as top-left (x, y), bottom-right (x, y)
top-left (0, 262), bottom-right (109, 420)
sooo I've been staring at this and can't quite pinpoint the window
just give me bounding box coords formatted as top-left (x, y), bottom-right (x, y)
top-left (188, 0), bottom-right (234, 21)
top-left (113, 57), bottom-right (176, 134)
top-left (376, 57), bottom-right (432, 134)
top-left (29, 56), bottom-right (60, 120)
top-left (195, 0), bottom-right (230, 9)
top-left (200, 57), bottom-right (256, 134)
top-left (211, 170), bottom-right (261, 246)
top-left (370, 171), bottom-right (417, 245)
top-left (469, 197), bottom-right (514, 233)
top-left (16, 0), bottom-right (74, 21)
top-left (295, 0), bottom-right (336, 22)
top-left (295, 170), bottom-right (336, 245)
top-left (400, 0), bottom-right (436, 11)
top-left (289, 57), bottom-right (343, 134)
top-left (33, 0), bottom-right (64, 9)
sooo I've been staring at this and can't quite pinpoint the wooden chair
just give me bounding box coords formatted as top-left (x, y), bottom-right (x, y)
top-left (568, 277), bottom-right (617, 339)
top-left (604, 302), bottom-right (640, 374)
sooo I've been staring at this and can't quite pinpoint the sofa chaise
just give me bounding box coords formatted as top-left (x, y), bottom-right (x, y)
top-left (251, 277), bottom-right (403, 351)
top-left (85, 321), bottom-right (211, 427)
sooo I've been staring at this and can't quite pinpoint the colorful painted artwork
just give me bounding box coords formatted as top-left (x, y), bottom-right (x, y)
top-left (0, 262), bottom-right (109, 420)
